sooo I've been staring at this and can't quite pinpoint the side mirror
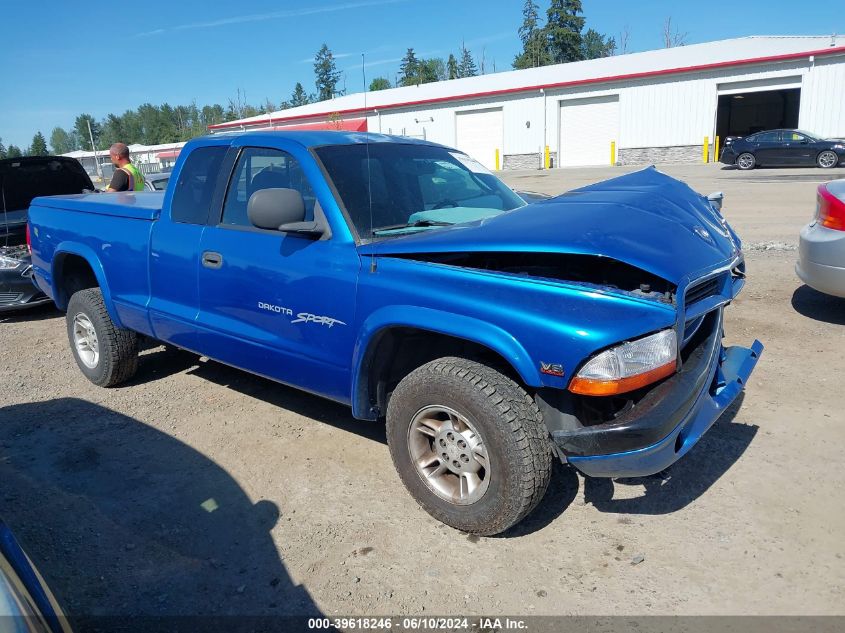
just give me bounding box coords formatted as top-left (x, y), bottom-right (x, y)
top-left (707, 191), bottom-right (724, 212)
top-left (247, 188), bottom-right (327, 237)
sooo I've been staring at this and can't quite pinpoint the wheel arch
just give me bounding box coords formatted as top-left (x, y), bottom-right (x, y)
top-left (351, 306), bottom-right (541, 420)
top-left (51, 243), bottom-right (121, 326)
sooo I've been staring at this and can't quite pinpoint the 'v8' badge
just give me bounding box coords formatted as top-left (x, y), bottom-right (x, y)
top-left (540, 362), bottom-right (565, 378)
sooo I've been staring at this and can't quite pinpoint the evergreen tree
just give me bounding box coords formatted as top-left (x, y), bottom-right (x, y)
top-left (399, 48), bottom-right (420, 86)
top-left (0, 138), bottom-right (6, 160)
top-left (368, 77), bottom-right (391, 91)
top-left (457, 44), bottom-right (477, 78)
top-left (581, 28), bottom-right (616, 59)
top-left (447, 54), bottom-right (459, 79)
top-left (513, 0), bottom-right (550, 69)
top-left (7, 145), bottom-right (22, 158)
top-left (314, 44), bottom-right (342, 101)
top-left (545, 0), bottom-right (585, 63)
top-left (30, 131), bottom-right (49, 156)
top-left (290, 82), bottom-right (313, 107)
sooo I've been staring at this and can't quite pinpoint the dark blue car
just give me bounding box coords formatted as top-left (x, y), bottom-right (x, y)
top-left (27, 132), bottom-right (762, 535)
top-left (720, 128), bottom-right (845, 170)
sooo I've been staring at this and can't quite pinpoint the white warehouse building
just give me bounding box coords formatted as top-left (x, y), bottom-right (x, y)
top-left (212, 35), bottom-right (845, 170)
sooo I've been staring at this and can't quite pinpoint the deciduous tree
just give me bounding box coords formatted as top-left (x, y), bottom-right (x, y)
top-left (369, 77), bottom-right (391, 91)
top-left (50, 127), bottom-right (76, 154)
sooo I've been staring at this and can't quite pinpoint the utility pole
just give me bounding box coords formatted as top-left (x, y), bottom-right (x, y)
top-left (87, 119), bottom-right (103, 182)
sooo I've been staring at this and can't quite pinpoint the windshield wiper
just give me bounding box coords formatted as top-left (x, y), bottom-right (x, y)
top-left (372, 219), bottom-right (454, 235)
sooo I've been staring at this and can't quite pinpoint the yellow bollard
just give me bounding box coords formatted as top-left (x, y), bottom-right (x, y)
top-left (495, 149), bottom-right (500, 171)
top-left (544, 145), bottom-right (550, 169)
top-left (714, 136), bottom-right (720, 162)
top-left (703, 136), bottom-right (710, 163)
top-left (610, 140), bottom-right (616, 166)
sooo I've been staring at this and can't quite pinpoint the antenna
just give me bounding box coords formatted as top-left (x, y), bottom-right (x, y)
top-left (363, 53), bottom-right (375, 270)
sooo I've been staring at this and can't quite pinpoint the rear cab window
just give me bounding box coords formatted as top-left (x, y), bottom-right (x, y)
top-left (170, 145), bottom-right (228, 224)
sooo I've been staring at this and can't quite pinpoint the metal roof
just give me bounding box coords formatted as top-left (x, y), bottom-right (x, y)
top-left (62, 141), bottom-right (186, 159)
top-left (212, 35), bottom-right (845, 131)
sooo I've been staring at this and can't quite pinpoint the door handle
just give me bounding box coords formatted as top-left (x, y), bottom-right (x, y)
top-left (202, 251), bottom-right (223, 269)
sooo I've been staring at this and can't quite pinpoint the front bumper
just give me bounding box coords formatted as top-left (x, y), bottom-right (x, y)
top-left (552, 309), bottom-right (762, 478)
top-left (796, 221), bottom-right (845, 298)
top-left (0, 263), bottom-right (51, 313)
top-left (719, 149), bottom-right (737, 165)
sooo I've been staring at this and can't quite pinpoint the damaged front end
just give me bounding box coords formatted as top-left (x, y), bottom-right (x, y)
top-left (359, 167), bottom-right (762, 478)
top-left (538, 255), bottom-right (762, 477)
top-left (0, 243), bottom-right (51, 313)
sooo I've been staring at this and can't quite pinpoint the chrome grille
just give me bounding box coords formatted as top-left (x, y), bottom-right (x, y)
top-left (0, 292), bottom-right (23, 303)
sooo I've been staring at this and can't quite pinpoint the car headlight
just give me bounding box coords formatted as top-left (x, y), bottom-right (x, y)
top-left (0, 255), bottom-right (22, 270)
top-left (569, 329), bottom-right (678, 396)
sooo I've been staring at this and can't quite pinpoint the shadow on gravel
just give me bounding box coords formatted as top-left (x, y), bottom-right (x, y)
top-left (501, 460), bottom-right (579, 538)
top-left (791, 284), bottom-right (845, 325)
top-left (187, 358), bottom-right (388, 445)
top-left (0, 302), bottom-right (60, 324)
top-left (124, 345), bottom-right (204, 387)
top-left (582, 393), bottom-right (758, 515)
top-left (0, 398), bottom-right (322, 632)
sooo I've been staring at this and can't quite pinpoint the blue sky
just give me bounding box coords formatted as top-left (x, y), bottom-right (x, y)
top-left (0, 0), bottom-right (841, 149)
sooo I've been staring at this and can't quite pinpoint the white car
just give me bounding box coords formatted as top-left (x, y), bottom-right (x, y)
top-left (796, 180), bottom-right (845, 297)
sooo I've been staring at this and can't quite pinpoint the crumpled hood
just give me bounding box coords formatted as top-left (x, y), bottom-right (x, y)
top-left (360, 167), bottom-right (740, 285)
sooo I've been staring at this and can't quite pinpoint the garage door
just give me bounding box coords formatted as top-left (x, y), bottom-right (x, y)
top-left (559, 95), bottom-right (619, 167)
top-left (456, 108), bottom-right (503, 170)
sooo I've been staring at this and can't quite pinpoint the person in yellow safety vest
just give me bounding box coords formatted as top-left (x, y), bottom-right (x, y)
top-left (105, 142), bottom-right (146, 192)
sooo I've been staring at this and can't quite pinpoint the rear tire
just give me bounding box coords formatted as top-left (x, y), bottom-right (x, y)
top-left (386, 357), bottom-right (552, 535)
top-left (817, 150), bottom-right (839, 169)
top-left (66, 288), bottom-right (139, 387)
top-left (736, 152), bottom-right (756, 170)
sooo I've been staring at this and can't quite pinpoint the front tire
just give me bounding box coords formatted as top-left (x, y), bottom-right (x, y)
top-left (66, 288), bottom-right (139, 387)
top-left (817, 150), bottom-right (839, 169)
top-left (386, 357), bottom-right (552, 535)
top-left (736, 152), bottom-right (756, 170)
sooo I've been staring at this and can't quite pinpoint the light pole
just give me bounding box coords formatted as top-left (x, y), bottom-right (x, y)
top-left (87, 119), bottom-right (103, 182)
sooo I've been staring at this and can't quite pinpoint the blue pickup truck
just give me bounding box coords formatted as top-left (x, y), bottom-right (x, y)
top-left (28, 131), bottom-right (762, 535)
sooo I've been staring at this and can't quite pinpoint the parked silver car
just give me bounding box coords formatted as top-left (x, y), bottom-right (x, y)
top-left (796, 180), bottom-right (845, 297)
top-left (143, 172), bottom-right (170, 191)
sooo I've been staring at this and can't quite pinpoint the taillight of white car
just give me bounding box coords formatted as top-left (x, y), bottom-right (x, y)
top-left (817, 182), bottom-right (845, 231)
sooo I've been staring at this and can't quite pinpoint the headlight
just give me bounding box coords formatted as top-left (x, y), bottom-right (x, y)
top-left (0, 255), bottom-right (22, 270)
top-left (569, 329), bottom-right (678, 396)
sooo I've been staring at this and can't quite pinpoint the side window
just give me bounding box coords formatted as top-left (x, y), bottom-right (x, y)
top-left (221, 147), bottom-right (316, 228)
top-left (170, 145), bottom-right (227, 224)
top-left (787, 131), bottom-right (807, 142)
top-left (755, 131), bottom-right (780, 143)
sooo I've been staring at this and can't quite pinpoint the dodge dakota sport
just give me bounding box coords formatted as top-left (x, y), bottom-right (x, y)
top-left (27, 131), bottom-right (762, 535)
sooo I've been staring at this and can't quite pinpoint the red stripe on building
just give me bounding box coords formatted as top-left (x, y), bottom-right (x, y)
top-left (209, 45), bottom-right (845, 131)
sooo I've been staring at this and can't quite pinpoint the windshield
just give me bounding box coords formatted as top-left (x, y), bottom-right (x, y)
top-left (314, 143), bottom-right (525, 238)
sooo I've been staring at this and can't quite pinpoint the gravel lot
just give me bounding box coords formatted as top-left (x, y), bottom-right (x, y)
top-left (1, 163), bottom-right (843, 627)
